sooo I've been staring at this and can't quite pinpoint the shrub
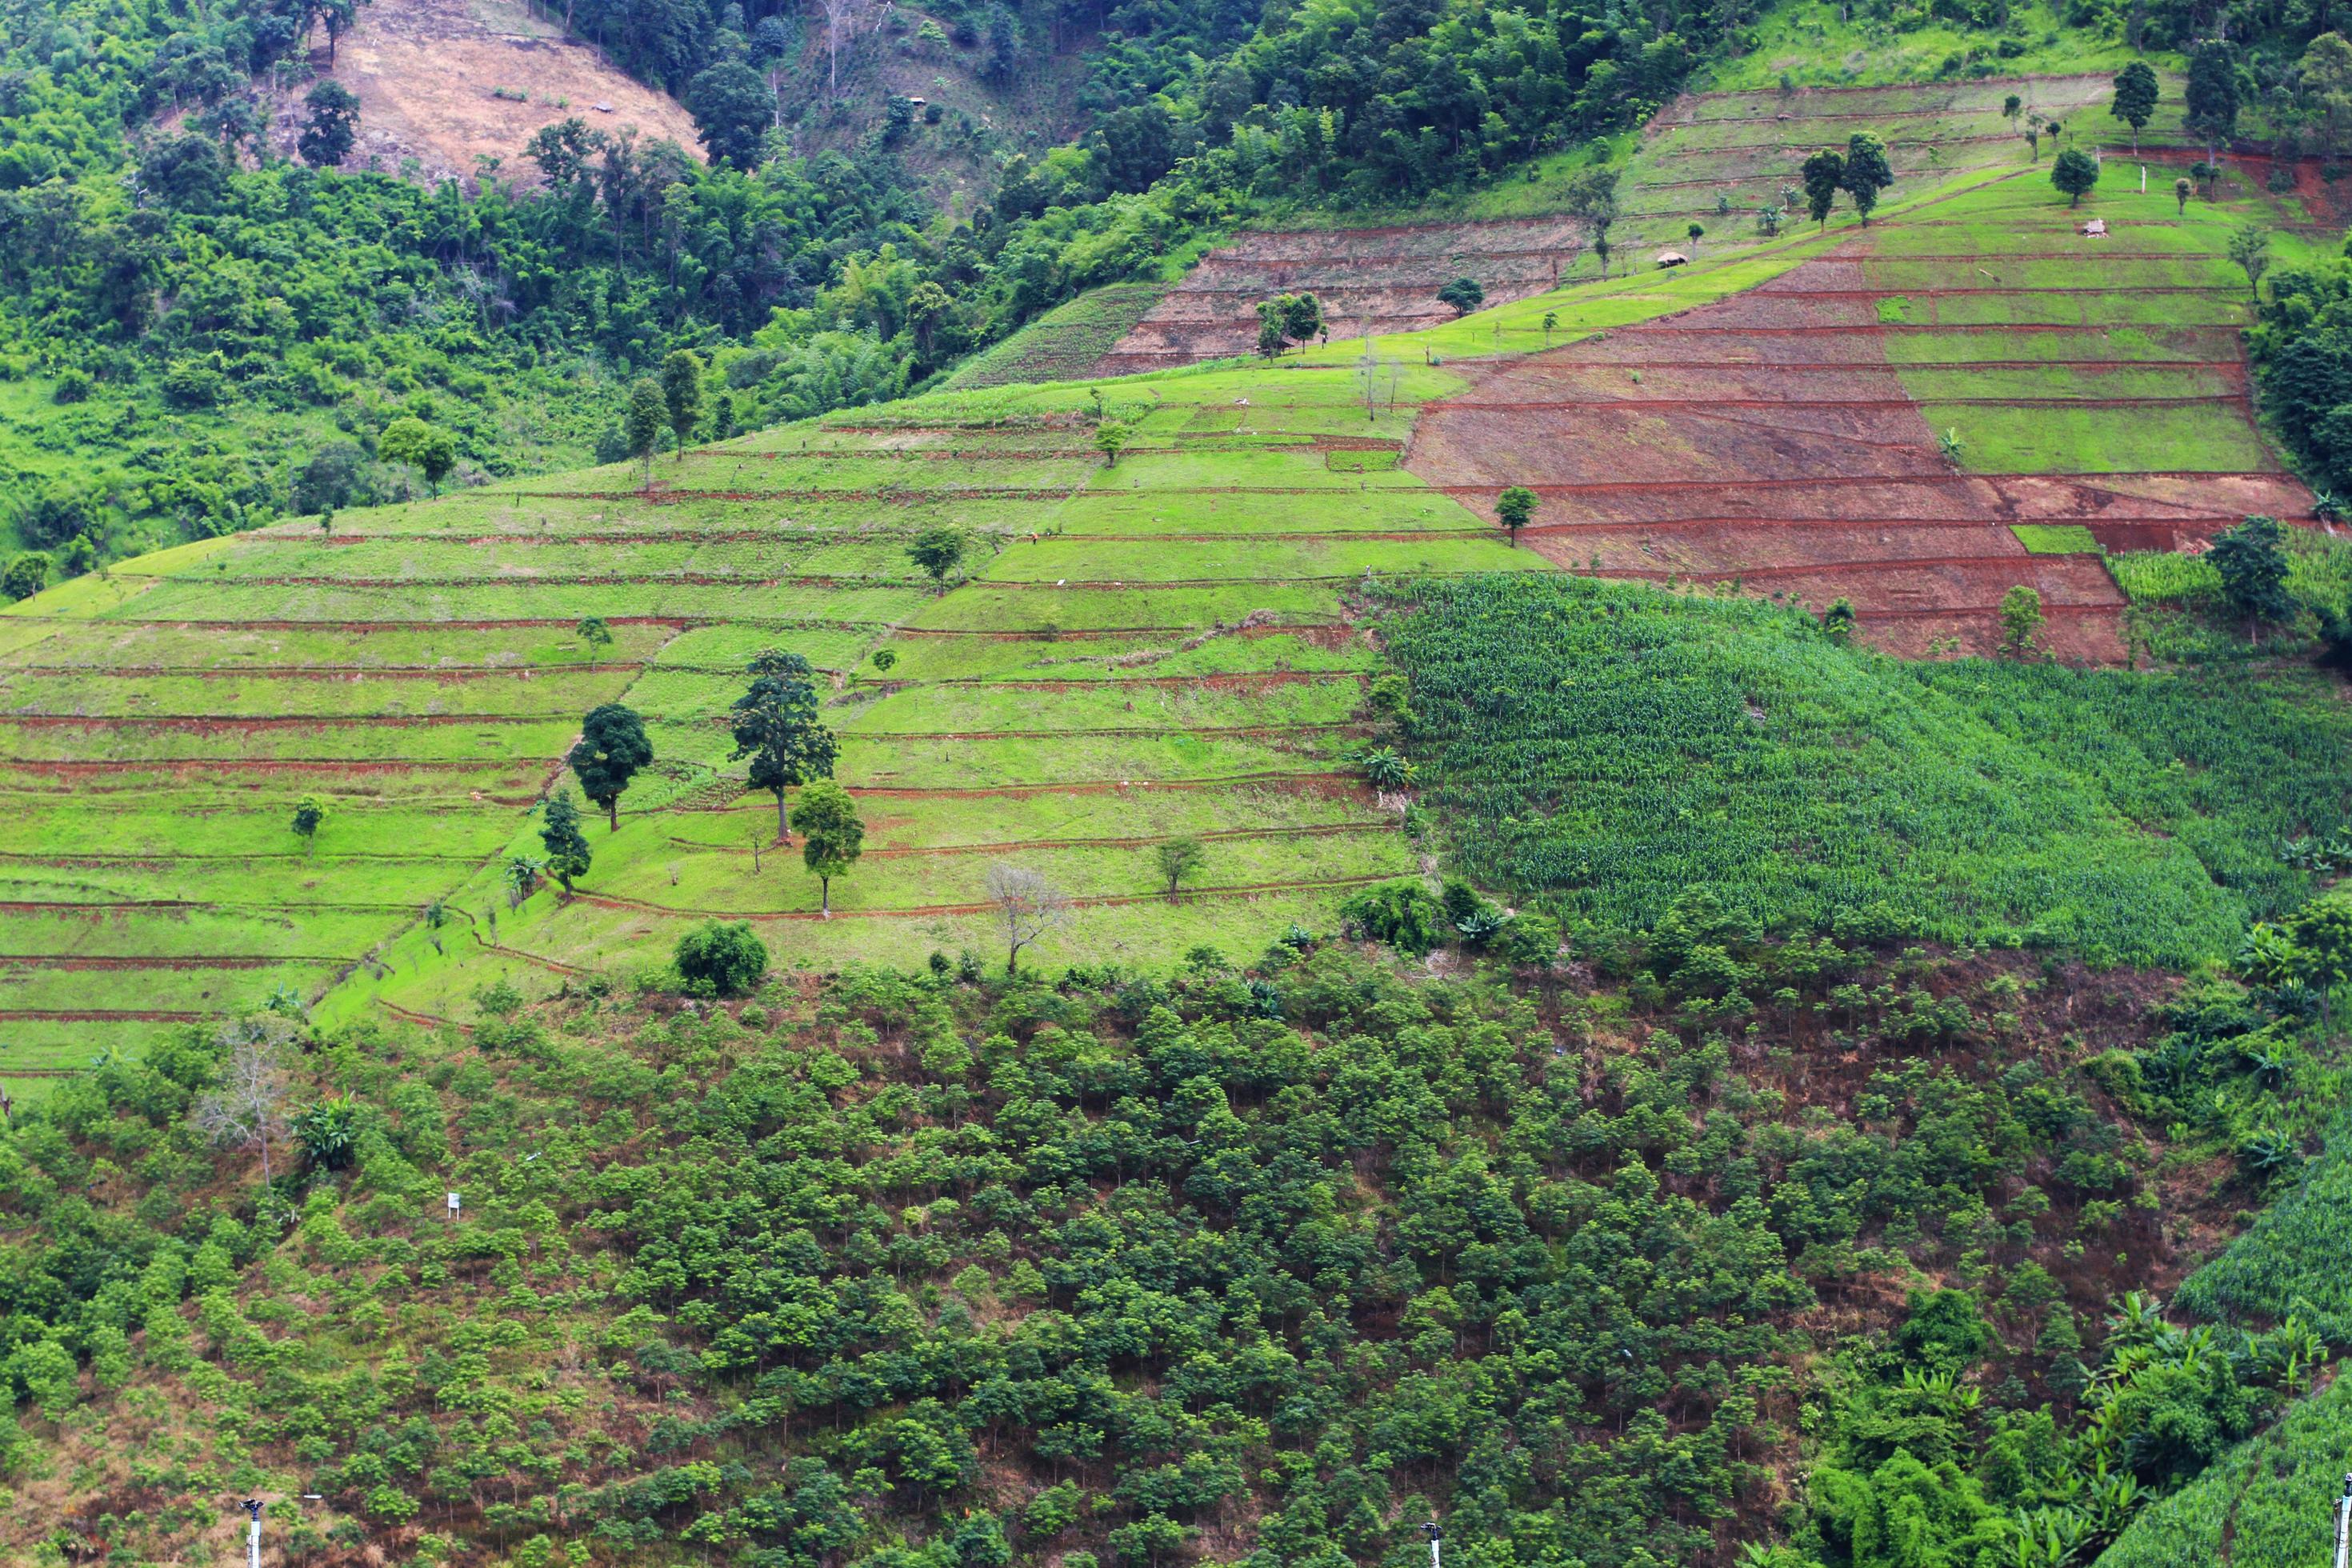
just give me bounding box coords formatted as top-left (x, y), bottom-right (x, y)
top-left (1339, 879), bottom-right (1448, 955)
top-left (676, 921), bottom-right (769, 996)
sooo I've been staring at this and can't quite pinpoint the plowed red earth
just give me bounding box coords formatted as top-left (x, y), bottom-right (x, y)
top-left (1406, 241), bottom-right (2312, 660)
top-left (1086, 218), bottom-right (1585, 374)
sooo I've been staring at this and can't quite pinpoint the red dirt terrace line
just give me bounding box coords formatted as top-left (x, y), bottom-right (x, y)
top-left (1588, 555), bottom-right (2118, 582)
top-left (1434, 470), bottom-right (2288, 494)
top-left (1423, 395), bottom-right (2243, 412)
top-left (679, 772), bottom-right (1365, 805)
top-left (1604, 323), bottom-right (2242, 337)
top-left (1517, 514), bottom-right (2253, 533)
top-left (822, 722), bottom-right (1369, 742)
top-left (1742, 286), bottom-right (2238, 298)
top-left (0, 954), bottom-right (346, 970)
top-left (2, 714), bottom-right (581, 730)
top-left (1478, 359), bottom-right (2247, 373)
top-left (682, 821), bottom-right (1397, 858)
top-left (0, 1009), bottom-right (206, 1022)
top-left (2, 663), bottom-right (661, 679)
top-left (568, 872), bottom-right (1397, 922)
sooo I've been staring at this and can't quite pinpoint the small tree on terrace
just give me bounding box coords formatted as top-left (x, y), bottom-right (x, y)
top-left (986, 862), bottom-right (1070, 974)
top-left (567, 702), bottom-right (653, 830)
top-left (291, 793), bottom-right (328, 850)
top-left (2227, 225), bottom-right (2272, 298)
top-left (1438, 276), bottom-right (1486, 317)
top-left (730, 649), bottom-right (838, 841)
top-left (539, 789), bottom-right (592, 895)
top-left (1565, 166), bottom-right (1620, 277)
top-left (1154, 836), bottom-right (1206, 902)
top-left (2285, 893), bottom-right (2352, 1036)
top-left (1822, 598), bottom-right (1857, 644)
top-left (193, 1018), bottom-right (296, 1187)
top-left (2051, 148), bottom-right (2101, 206)
top-left (1802, 148), bottom-right (1846, 227)
top-left (1999, 584), bottom-right (2045, 656)
top-left (1686, 222), bottom-right (1706, 254)
top-left (623, 378), bottom-right (665, 487)
top-left (2, 551), bottom-right (50, 602)
top-left (1840, 132), bottom-right (1894, 225)
top-left (909, 527), bottom-right (966, 591)
top-left (2208, 514), bottom-right (2294, 641)
top-left (1495, 486), bottom-right (1538, 546)
top-left (378, 417), bottom-right (456, 498)
top-left (2003, 94), bottom-right (2024, 131)
top-left (660, 350), bottom-right (704, 461)
top-left (2176, 175), bottom-right (2195, 214)
top-left (574, 614), bottom-right (614, 671)
top-left (2111, 61), bottom-right (2160, 154)
top-left (794, 778), bottom-right (864, 914)
top-left (1094, 420), bottom-right (1133, 466)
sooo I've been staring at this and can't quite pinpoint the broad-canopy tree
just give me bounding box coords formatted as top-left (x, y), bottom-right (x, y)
top-left (2051, 148), bottom-right (2101, 206)
top-left (2111, 61), bottom-right (2159, 153)
top-left (567, 702), bottom-right (654, 830)
top-left (1496, 486), bottom-right (1538, 546)
top-left (729, 650), bottom-right (838, 840)
top-left (795, 778), bottom-right (865, 914)
top-left (908, 528), bottom-right (966, 590)
top-left (661, 349), bottom-right (704, 460)
top-left (296, 79), bottom-right (358, 168)
top-left (2208, 514), bottom-right (2293, 638)
top-left (686, 60), bottom-right (776, 169)
top-left (1802, 148), bottom-right (1845, 226)
top-left (1840, 132), bottom-right (1893, 224)
top-left (378, 417), bottom-right (455, 497)
top-left (2186, 41), bottom-right (2241, 167)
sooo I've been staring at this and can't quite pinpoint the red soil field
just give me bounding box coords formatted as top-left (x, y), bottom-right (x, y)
top-left (1406, 239), bottom-right (2311, 660)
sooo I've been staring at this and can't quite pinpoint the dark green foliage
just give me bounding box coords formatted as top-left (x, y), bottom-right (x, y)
top-left (660, 349), bottom-right (705, 460)
top-left (686, 60), bottom-right (776, 168)
top-left (378, 417), bottom-right (457, 497)
top-left (1436, 276), bottom-right (1485, 316)
top-left (2, 551), bottom-right (50, 602)
top-left (291, 1094), bottom-right (360, 1169)
top-left (674, 918), bottom-right (768, 994)
top-left (538, 790), bottom-right (593, 894)
top-left (624, 379), bottom-right (666, 482)
top-left (2050, 147), bottom-right (2100, 206)
top-left (2206, 515), bottom-right (2294, 632)
top-left (1338, 878), bottom-right (1448, 954)
top-left (1376, 574), bottom-right (2352, 966)
top-left (297, 79), bottom-right (360, 168)
top-left (1494, 485), bottom-right (1537, 545)
top-left (2185, 41), bottom-right (2241, 154)
top-left (909, 527), bottom-right (967, 590)
top-left (730, 649), bottom-right (838, 839)
top-left (568, 703), bottom-right (654, 830)
top-left (2111, 60), bottom-right (2160, 149)
top-left (1802, 148), bottom-right (1846, 226)
top-left (794, 778), bottom-right (865, 914)
top-left (1839, 131), bottom-right (1894, 223)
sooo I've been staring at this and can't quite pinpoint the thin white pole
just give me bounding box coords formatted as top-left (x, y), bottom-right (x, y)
top-left (2334, 1473), bottom-right (2351, 1568)
top-left (246, 1501), bottom-right (263, 1568)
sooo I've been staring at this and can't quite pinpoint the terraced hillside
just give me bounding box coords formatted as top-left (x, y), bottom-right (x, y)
top-left (0, 73), bottom-right (2323, 1096)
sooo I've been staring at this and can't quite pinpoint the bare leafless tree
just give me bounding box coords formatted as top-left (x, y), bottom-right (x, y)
top-left (819, 0), bottom-right (875, 96)
top-left (192, 1018), bottom-right (298, 1185)
top-left (985, 862), bottom-right (1070, 975)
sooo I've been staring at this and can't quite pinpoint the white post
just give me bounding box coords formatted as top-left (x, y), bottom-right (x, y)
top-left (243, 1499), bottom-right (264, 1568)
top-left (1424, 1519), bottom-right (1442, 1568)
top-left (2334, 1473), bottom-right (2351, 1568)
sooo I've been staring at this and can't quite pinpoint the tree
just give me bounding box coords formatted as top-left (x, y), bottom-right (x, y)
top-left (2003, 94), bottom-right (2023, 130)
top-left (2111, 61), bottom-right (2159, 154)
top-left (795, 778), bottom-right (865, 914)
top-left (986, 863), bottom-right (1070, 974)
top-left (2, 551), bottom-right (50, 602)
top-left (2175, 175), bottom-right (2194, 214)
top-left (2227, 225), bottom-right (2271, 298)
top-left (2283, 892), bottom-right (2352, 1035)
top-left (291, 1094), bottom-right (358, 1170)
top-left (1565, 167), bottom-right (1620, 277)
top-left (2186, 41), bottom-right (2241, 170)
top-left (1154, 836), bottom-right (1206, 901)
top-left (2208, 514), bottom-right (2294, 639)
top-left (378, 417), bottom-right (456, 497)
top-left (676, 920), bottom-right (767, 996)
top-left (291, 793), bottom-right (328, 849)
top-left (1822, 598), bottom-right (1857, 644)
top-left (909, 527), bottom-right (966, 590)
top-left (1094, 421), bottom-right (1133, 466)
top-left (2051, 148), bottom-right (2101, 206)
top-left (539, 790), bottom-right (593, 894)
top-left (1686, 222), bottom-right (1705, 254)
top-left (624, 378), bottom-right (665, 486)
top-left (1802, 148), bottom-right (1845, 227)
top-left (297, 79), bottom-right (359, 168)
top-left (2302, 32), bottom-right (2352, 159)
top-left (1840, 132), bottom-right (1894, 225)
top-left (1999, 584), bottom-right (2044, 656)
top-left (660, 349), bottom-right (704, 461)
top-left (193, 1018), bottom-right (295, 1186)
top-left (1495, 486), bottom-right (1538, 546)
top-left (294, 442), bottom-right (368, 514)
top-left (568, 703), bottom-right (653, 830)
top-left (820, 0), bottom-right (874, 95)
top-left (575, 615), bottom-right (614, 671)
top-left (1437, 276), bottom-right (1485, 316)
top-left (730, 650), bottom-right (838, 840)
top-left (1255, 292), bottom-right (1323, 356)
top-left (686, 60), bottom-right (776, 169)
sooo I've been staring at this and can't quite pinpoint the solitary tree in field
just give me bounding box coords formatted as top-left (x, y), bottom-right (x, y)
top-left (1686, 222), bottom-right (1706, 254)
top-left (567, 702), bottom-right (653, 830)
top-left (986, 862), bottom-right (1070, 974)
top-left (539, 789), bottom-right (592, 895)
top-left (1154, 836), bottom-right (1206, 901)
top-left (2051, 147), bottom-right (2102, 206)
top-left (1094, 420), bottom-right (1133, 466)
top-left (1840, 132), bottom-right (1894, 225)
top-left (1802, 148), bottom-right (1845, 226)
top-left (661, 350), bottom-right (704, 461)
top-left (2175, 175), bottom-right (2194, 214)
top-left (574, 614), bottom-right (614, 670)
top-left (795, 778), bottom-right (865, 914)
top-left (291, 793), bottom-right (327, 850)
top-left (2, 551), bottom-right (50, 602)
top-left (1496, 486), bottom-right (1538, 546)
top-left (1541, 310), bottom-right (1558, 342)
top-left (2227, 225), bottom-right (2272, 298)
top-left (1438, 276), bottom-right (1486, 316)
top-left (2208, 514), bottom-right (2294, 641)
top-left (623, 378), bottom-right (665, 487)
top-left (1999, 584), bottom-right (2045, 656)
top-left (908, 526), bottom-right (966, 591)
top-left (1565, 166), bottom-right (1620, 277)
top-left (1822, 598), bottom-right (1857, 644)
top-left (730, 650), bottom-right (837, 841)
top-left (2003, 93), bottom-right (2024, 131)
top-left (2111, 61), bottom-right (2159, 154)
top-left (378, 417), bottom-right (456, 498)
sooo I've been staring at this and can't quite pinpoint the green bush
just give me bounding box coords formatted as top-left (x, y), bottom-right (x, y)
top-left (674, 921), bottom-right (769, 997)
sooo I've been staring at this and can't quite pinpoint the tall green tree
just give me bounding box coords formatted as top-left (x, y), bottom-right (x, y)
top-left (1840, 132), bottom-right (1894, 225)
top-left (567, 703), bottom-right (654, 830)
top-left (1154, 836), bottom-right (1206, 901)
top-left (574, 615), bottom-right (614, 671)
top-left (730, 650), bottom-right (838, 841)
top-left (686, 60), bottom-right (777, 169)
top-left (539, 790), bottom-right (593, 894)
top-left (2051, 148), bottom-right (2101, 206)
top-left (2, 552), bottom-right (50, 602)
top-left (1802, 148), bottom-right (1846, 226)
top-left (624, 379), bottom-right (665, 487)
top-left (296, 79), bottom-right (359, 167)
top-left (2283, 892), bottom-right (2352, 1035)
top-left (795, 778), bottom-right (865, 914)
top-left (2227, 226), bottom-right (2271, 298)
top-left (1495, 486), bottom-right (1538, 546)
top-left (2111, 61), bottom-right (2159, 154)
top-left (2186, 42), bottom-right (2241, 169)
top-left (290, 794), bottom-right (327, 849)
top-left (2207, 514), bottom-right (2293, 639)
top-left (909, 528), bottom-right (966, 591)
top-left (661, 350), bottom-right (705, 461)
top-left (378, 418), bottom-right (455, 497)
